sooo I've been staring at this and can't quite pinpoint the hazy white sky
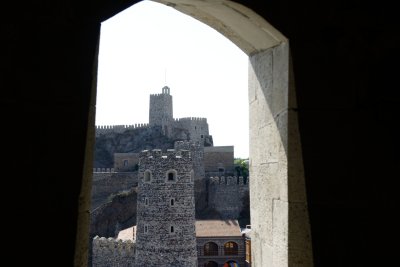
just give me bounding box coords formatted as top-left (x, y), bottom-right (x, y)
top-left (96, 0), bottom-right (249, 158)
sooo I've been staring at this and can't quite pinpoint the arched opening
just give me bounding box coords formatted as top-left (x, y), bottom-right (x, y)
top-left (85, 1), bottom-right (313, 266)
top-left (166, 169), bottom-right (177, 182)
top-left (224, 241), bottom-right (238, 255)
top-left (224, 260), bottom-right (239, 267)
top-left (204, 242), bottom-right (219, 256)
top-left (144, 170), bottom-right (152, 182)
top-left (204, 261), bottom-right (218, 267)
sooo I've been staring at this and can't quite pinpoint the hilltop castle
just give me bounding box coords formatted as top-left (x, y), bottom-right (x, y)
top-left (91, 86), bottom-right (249, 266)
top-left (92, 86), bottom-right (246, 214)
top-left (96, 85), bottom-right (212, 146)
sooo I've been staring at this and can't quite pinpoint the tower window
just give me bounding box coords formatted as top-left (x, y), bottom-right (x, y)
top-left (170, 198), bottom-right (175, 206)
top-left (145, 197), bottom-right (149, 205)
top-left (201, 134), bottom-right (204, 138)
top-left (123, 159), bottom-right (128, 166)
top-left (144, 170), bottom-right (152, 182)
top-left (166, 169), bottom-right (177, 182)
top-left (170, 226), bottom-right (174, 233)
top-left (144, 225), bottom-right (148, 233)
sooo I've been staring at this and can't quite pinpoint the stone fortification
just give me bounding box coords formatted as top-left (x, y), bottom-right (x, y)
top-left (95, 123), bottom-right (149, 137)
top-left (173, 117), bottom-right (209, 144)
top-left (149, 86), bottom-right (173, 136)
top-left (174, 140), bottom-right (207, 215)
top-left (92, 236), bottom-right (135, 267)
top-left (204, 146), bottom-right (235, 176)
top-left (208, 176), bottom-right (249, 219)
top-left (94, 86), bottom-right (213, 153)
top-left (114, 153), bottom-right (139, 172)
top-left (135, 149), bottom-right (197, 267)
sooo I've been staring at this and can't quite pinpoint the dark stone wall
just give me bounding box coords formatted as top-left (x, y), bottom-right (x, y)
top-left (3, 0), bottom-right (399, 266)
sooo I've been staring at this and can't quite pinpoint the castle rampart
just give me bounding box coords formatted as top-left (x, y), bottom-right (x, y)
top-left (173, 117), bottom-right (209, 144)
top-left (208, 176), bottom-right (249, 219)
top-left (92, 236), bottom-right (136, 267)
top-left (95, 123), bottom-right (149, 137)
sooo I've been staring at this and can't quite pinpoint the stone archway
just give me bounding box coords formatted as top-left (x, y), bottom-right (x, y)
top-left (148, 1), bottom-right (314, 266)
top-left (79, 0), bottom-right (313, 266)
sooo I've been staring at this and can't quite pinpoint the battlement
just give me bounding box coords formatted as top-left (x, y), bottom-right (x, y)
top-left (150, 93), bottom-right (171, 97)
top-left (93, 168), bottom-right (115, 173)
top-left (95, 123), bottom-right (149, 136)
top-left (209, 176), bottom-right (247, 185)
top-left (139, 149), bottom-right (191, 160)
top-left (174, 117), bottom-right (207, 122)
top-left (92, 236), bottom-right (136, 267)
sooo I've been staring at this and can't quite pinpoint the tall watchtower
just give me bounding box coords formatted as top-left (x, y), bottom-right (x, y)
top-left (135, 149), bottom-right (197, 267)
top-left (149, 86), bottom-right (173, 135)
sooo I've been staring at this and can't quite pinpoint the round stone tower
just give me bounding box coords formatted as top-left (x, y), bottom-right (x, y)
top-left (149, 86), bottom-right (173, 136)
top-left (135, 149), bottom-right (197, 267)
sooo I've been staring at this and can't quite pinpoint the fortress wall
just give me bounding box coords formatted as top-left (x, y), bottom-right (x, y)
top-left (204, 146), bottom-right (235, 174)
top-left (92, 236), bottom-right (136, 267)
top-left (208, 176), bottom-right (249, 219)
top-left (114, 153), bottom-right (139, 172)
top-left (173, 117), bottom-right (209, 143)
top-left (95, 124), bottom-right (149, 137)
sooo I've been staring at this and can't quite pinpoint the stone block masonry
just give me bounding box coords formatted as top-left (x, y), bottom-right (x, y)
top-left (208, 176), bottom-right (249, 219)
top-left (174, 140), bottom-right (207, 215)
top-left (135, 149), bottom-right (198, 267)
top-left (92, 236), bottom-right (135, 267)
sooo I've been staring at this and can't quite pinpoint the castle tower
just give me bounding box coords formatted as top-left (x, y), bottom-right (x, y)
top-left (149, 86), bottom-right (173, 136)
top-left (135, 149), bottom-right (197, 267)
top-left (174, 141), bottom-right (207, 216)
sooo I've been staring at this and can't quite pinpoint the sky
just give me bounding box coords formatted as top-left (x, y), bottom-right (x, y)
top-left (96, 0), bottom-right (249, 158)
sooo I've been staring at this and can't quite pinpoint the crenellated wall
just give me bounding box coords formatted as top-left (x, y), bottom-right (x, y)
top-left (95, 124), bottom-right (149, 137)
top-left (173, 117), bottom-right (209, 143)
top-left (92, 236), bottom-right (136, 267)
top-left (208, 176), bottom-right (249, 219)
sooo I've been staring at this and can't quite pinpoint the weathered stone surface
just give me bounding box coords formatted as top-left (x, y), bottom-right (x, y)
top-left (249, 44), bottom-right (313, 267)
top-left (208, 176), bottom-right (249, 219)
top-left (92, 236), bottom-right (135, 267)
top-left (135, 149), bottom-right (197, 267)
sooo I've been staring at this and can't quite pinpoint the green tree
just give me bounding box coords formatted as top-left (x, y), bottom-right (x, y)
top-left (234, 158), bottom-right (249, 181)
